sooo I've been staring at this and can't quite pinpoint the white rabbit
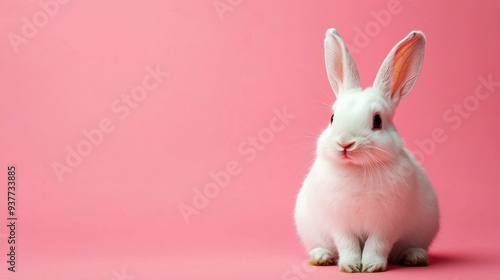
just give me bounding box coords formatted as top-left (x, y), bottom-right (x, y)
top-left (294, 29), bottom-right (439, 273)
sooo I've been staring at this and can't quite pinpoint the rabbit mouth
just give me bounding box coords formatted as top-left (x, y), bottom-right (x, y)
top-left (335, 148), bottom-right (383, 165)
top-left (337, 150), bottom-right (356, 163)
top-left (335, 146), bottom-right (395, 166)
top-left (340, 150), bottom-right (351, 160)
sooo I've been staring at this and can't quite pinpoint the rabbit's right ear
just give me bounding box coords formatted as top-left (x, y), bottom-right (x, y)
top-left (373, 31), bottom-right (426, 103)
top-left (324, 29), bottom-right (361, 97)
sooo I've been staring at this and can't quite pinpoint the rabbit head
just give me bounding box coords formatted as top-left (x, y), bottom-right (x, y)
top-left (318, 29), bottom-right (426, 166)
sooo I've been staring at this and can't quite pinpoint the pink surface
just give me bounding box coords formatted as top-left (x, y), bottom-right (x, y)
top-left (1, 0), bottom-right (500, 279)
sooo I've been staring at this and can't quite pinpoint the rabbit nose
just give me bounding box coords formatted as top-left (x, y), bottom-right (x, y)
top-left (338, 141), bottom-right (356, 150)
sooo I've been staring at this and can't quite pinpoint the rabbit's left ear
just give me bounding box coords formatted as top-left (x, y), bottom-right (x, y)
top-left (373, 31), bottom-right (426, 102)
top-left (324, 29), bottom-right (361, 97)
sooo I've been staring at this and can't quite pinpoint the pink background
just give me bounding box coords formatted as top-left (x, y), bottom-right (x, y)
top-left (1, 0), bottom-right (500, 279)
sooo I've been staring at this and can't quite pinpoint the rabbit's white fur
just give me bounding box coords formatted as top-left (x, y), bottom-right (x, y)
top-left (294, 29), bottom-right (439, 273)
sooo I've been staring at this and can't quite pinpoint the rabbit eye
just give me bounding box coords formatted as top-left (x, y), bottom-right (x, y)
top-left (373, 114), bottom-right (382, 130)
top-left (330, 114), bottom-right (334, 124)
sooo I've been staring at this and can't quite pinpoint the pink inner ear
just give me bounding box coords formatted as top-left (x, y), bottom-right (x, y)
top-left (333, 39), bottom-right (344, 87)
top-left (391, 35), bottom-right (419, 98)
